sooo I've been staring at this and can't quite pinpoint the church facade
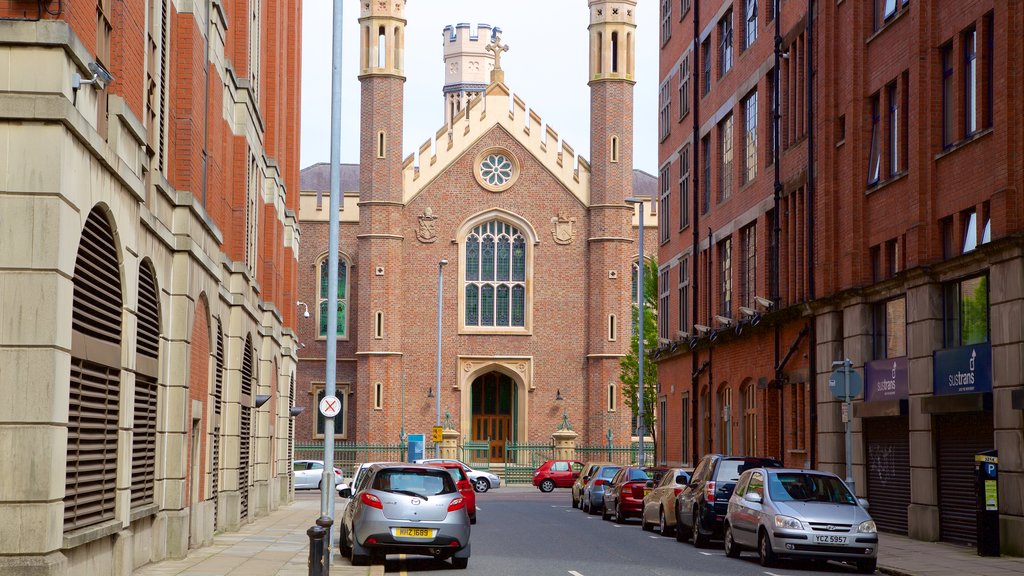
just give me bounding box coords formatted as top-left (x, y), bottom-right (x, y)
top-left (294, 0), bottom-right (658, 453)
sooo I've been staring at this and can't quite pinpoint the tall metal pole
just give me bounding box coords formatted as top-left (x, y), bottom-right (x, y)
top-left (321, 0), bottom-right (344, 537)
top-left (626, 198), bottom-right (645, 467)
top-left (435, 260), bottom-right (448, 457)
top-left (843, 358), bottom-right (854, 494)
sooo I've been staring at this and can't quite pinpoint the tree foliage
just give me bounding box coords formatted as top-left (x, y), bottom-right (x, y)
top-left (619, 257), bottom-right (660, 463)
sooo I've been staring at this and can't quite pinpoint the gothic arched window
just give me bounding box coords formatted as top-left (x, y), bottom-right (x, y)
top-left (464, 220), bottom-right (527, 328)
top-left (317, 256), bottom-right (349, 338)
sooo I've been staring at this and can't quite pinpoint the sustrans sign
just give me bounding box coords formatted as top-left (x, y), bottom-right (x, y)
top-left (864, 357), bottom-right (908, 402)
top-left (933, 343), bottom-right (992, 396)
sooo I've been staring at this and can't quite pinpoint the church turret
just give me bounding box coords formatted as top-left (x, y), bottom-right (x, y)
top-left (357, 0), bottom-right (406, 442)
top-left (442, 23), bottom-right (496, 126)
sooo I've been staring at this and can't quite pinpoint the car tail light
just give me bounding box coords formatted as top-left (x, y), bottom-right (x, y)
top-left (674, 487), bottom-right (683, 497)
top-left (595, 479), bottom-right (607, 487)
top-left (360, 492), bottom-right (383, 509)
top-left (449, 541), bottom-right (461, 547)
top-left (447, 497), bottom-right (465, 512)
top-left (366, 537), bottom-right (378, 545)
top-left (705, 481), bottom-right (716, 503)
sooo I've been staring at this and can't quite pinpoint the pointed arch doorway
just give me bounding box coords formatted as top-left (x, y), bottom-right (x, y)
top-left (471, 372), bottom-right (516, 461)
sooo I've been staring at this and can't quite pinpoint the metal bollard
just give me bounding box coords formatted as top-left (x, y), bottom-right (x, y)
top-left (306, 524), bottom-right (326, 576)
top-left (316, 515), bottom-right (334, 570)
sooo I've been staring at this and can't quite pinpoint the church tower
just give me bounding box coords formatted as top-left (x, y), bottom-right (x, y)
top-left (586, 0), bottom-right (637, 442)
top-left (442, 23), bottom-right (496, 126)
top-left (357, 0), bottom-right (406, 442)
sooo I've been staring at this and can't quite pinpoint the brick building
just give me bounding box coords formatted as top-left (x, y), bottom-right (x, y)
top-left (657, 0), bottom-right (1024, 555)
top-left (293, 2), bottom-right (658, 455)
top-left (0, 1), bottom-right (302, 574)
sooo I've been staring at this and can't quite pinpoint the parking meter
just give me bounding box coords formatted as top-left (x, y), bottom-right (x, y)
top-left (975, 450), bottom-right (999, 557)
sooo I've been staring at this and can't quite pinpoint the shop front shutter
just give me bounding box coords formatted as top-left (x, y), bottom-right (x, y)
top-left (936, 412), bottom-right (994, 545)
top-left (239, 337), bottom-right (254, 520)
top-left (212, 321), bottom-right (224, 529)
top-left (131, 262), bottom-right (160, 510)
top-left (864, 416), bottom-right (910, 534)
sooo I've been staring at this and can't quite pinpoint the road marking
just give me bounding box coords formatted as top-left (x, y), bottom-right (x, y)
top-left (764, 572), bottom-right (790, 576)
top-left (649, 535), bottom-right (660, 539)
top-left (568, 571), bottom-right (586, 576)
top-left (698, 551), bottom-right (717, 556)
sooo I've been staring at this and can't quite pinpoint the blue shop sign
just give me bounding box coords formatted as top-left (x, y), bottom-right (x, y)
top-left (865, 357), bottom-right (908, 402)
top-left (933, 343), bottom-right (992, 396)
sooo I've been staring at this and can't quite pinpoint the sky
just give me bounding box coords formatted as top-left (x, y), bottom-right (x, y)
top-left (299, 1), bottom-right (658, 175)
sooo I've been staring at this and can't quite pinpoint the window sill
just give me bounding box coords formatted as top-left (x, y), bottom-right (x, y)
top-left (835, 138), bottom-right (845, 149)
top-left (678, 110), bottom-right (690, 124)
top-left (935, 127), bottom-right (994, 162)
top-left (679, 224), bottom-right (691, 234)
top-left (63, 518), bottom-right (122, 550)
top-left (865, 171), bottom-right (908, 196)
top-left (129, 503), bottom-right (159, 523)
top-left (866, 7), bottom-right (909, 44)
top-left (316, 335), bottom-right (350, 342)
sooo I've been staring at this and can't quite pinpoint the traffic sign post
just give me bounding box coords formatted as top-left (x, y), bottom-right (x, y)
top-left (829, 359), bottom-right (861, 495)
top-left (431, 426), bottom-right (443, 444)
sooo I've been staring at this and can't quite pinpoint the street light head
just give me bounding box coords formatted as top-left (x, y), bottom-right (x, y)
top-left (439, 259), bottom-right (449, 267)
top-left (624, 197), bottom-right (644, 205)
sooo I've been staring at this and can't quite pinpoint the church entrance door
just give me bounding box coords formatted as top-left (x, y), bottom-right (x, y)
top-left (471, 372), bottom-right (515, 462)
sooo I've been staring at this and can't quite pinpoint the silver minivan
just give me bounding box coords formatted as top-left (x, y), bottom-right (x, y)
top-left (724, 468), bottom-right (878, 574)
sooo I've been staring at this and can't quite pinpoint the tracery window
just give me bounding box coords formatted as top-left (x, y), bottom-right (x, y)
top-left (317, 256), bottom-right (349, 338)
top-left (464, 220), bottom-right (527, 328)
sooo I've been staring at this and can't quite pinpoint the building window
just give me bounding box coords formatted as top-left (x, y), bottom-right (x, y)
top-left (658, 397), bottom-right (668, 464)
top-left (700, 387), bottom-right (712, 455)
top-left (660, 165), bottom-right (671, 243)
top-left (872, 297), bottom-right (907, 360)
top-left (374, 382), bottom-right (384, 410)
top-left (464, 220), bottom-right (527, 328)
top-left (875, 0), bottom-right (899, 30)
top-left (377, 131), bottom-right (386, 158)
top-left (964, 27), bottom-right (978, 136)
top-left (659, 268), bottom-right (671, 341)
top-left (962, 208), bottom-right (979, 253)
top-left (867, 93), bottom-right (881, 185)
top-left (791, 383), bottom-right (806, 449)
top-left (679, 145), bottom-right (690, 230)
top-left (719, 237), bottom-right (733, 318)
top-left (374, 311), bottom-right (384, 339)
top-left (659, 81), bottom-right (672, 141)
top-left (740, 224), bottom-right (756, 307)
top-left (681, 0), bottom-right (690, 19)
top-left (701, 136), bottom-right (711, 215)
top-left (678, 256), bottom-right (689, 335)
top-left (313, 384), bottom-right (348, 438)
top-left (318, 257), bottom-right (349, 338)
top-left (718, 386), bottom-right (732, 454)
top-left (767, 71), bottom-right (777, 165)
top-left (743, 91), bottom-right (758, 184)
top-left (608, 383), bottom-right (617, 412)
top-left (941, 43), bottom-right (955, 147)
top-left (702, 39), bottom-right (712, 97)
top-left (720, 114), bottom-right (734, 202)
top-left (887, 83), bottom-right (899, 176)
top-left (678, 55), bottom-right (690, 120)
top-left (681, 393), bottom-right (690, 465)
top-left (611, 136), bottom-right (620, 162)
top-left (719, 11), bottom-right (734, 77)
top-left (984, 13), bottom-right (994, 129)
top-left (608, 314), bottom-right (618, 341)
top-left (944, 275), bottom-right (989, 348)
top-left (742, 382), bottom-right (756, 454)
top-left (661, 0), bottom-right (672, 45)
top-left (744, 0), bottom-right (758, 50)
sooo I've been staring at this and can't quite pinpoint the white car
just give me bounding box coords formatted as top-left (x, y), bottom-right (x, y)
top-left (415, 458), bottom-right (502, 493)
top-left (293, 459), bottom-right (345, 494)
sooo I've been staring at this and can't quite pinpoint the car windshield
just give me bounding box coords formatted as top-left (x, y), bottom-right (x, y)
top-left (372, 468), bottom-right (456, 498)
top-left (599, 466), bottom-right (621, 479)
top-left (768, 473), bottom-right (857, 505)
top-left (627, 468), bottom-right (651, 481)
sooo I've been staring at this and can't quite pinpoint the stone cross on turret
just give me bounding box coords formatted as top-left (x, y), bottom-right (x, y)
top-left (485, 29), bottom-right (509, 84)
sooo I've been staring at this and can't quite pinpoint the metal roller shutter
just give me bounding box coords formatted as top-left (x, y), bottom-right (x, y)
top-left (239, 338), bottom-right (254, 520)
top-left (864, 417), bottom-right (910, 534)
top-left (212, 322), bottom-right (224, 530)
top-left (936, 412), bottom-right (994, 545)
top-left (131, 263), bottom-right (160, 510)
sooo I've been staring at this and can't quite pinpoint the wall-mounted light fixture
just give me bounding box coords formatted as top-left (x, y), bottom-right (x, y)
top-left (289, 406), bottom-right (305, 417)
top-left (296, 301), bottom-right (311, 318)
top-left (254, 394), bottom-right (272, 408)
top-left (71, 61), bottom-right (114, 105)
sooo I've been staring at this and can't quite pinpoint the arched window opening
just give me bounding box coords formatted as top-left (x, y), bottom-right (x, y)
top-left (374, 382), bottom-right (384, 410)
top-left (394, 26), bottom-right (401, 71)
top-left (608, 314), bottom-right (618, 341)
top-left (131, 261), bottom-right (161, 511)
top-left (362, 25), bottom-right (370, 68)
top-left (378, 26), bottom-right (386, 68)
top-left (317, 257), bottom-right (349, 338)
top-left (597, 32), bottom-right (604, 73)
top-left (611, 32), bottom-right (619, 73)
top-left (377, 131), bottom-right (386, 158)
top-left (611, 136), bottom-right (620, 162)
top-left (626, 32), bottom-right (633, 76)
top-left (240, 336), bottom-right (255, 519)
top-left (212, 320), bottom-right (225, 528)
top-left (374, 311), bottom-right (384, 339)
top-left (464, 220), bottom-right (527, 328)
top-left (718, 385), bottom-right (733, 455)
top-left (742, 381), bottom-right (757, 455)
top-left (608, 382), bottom-right (617, 412)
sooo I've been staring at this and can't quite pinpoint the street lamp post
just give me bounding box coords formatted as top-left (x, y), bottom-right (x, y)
top-left (435, 259), bottom-right (448, 457)
top-left (624, 198), bottom-right (645, 467)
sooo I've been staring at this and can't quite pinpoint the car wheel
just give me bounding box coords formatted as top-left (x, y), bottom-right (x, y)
top-left (337, 524), bottom-right (352, 557)
top-left (615, 501), bottom-right (626, 524)
top-left (641, 510), bottom-right (654, 532)
top-left (724, 523), bottom-right (741, 558)
top-left (350, 540), bottom-right (370, 567)
top-left (659, 508), bottom-right (673, 537)
top-left (675, 504), bottom-right (689, 543)
top-left (601, 501), bottom-right (612, 521)
top-left (758, 529), bottom-right (777, 567)
top-left (452, 556), bottom-right (469, 569)
top-left (470, 513), bottom-right (477, 525)
top-left (856, 559), bottom-right (877, 574)
top-left (581, 496), bottom-right (590, 513)
top-left (539, 478), bottom-right (555, 493)
top-left (692, 511), bottom-right (709, 548)
top-left (572, 493), bottom-right (579, 508)
top-left (473, 478), bottom-right (489, 493)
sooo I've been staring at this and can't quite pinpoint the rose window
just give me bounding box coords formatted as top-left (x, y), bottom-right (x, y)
top-left (479, 154), bottom-right (514, 188)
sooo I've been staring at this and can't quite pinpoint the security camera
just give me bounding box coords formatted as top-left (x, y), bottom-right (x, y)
top-left (688, 336), bottom-right (700, 350)
top-left (693, 324), bottom-right (711, 335)
top-left (708, 330), bottom-right (720, 343)
top-left (73, 61), bottom-right (115, 91)
top-left (676, 330), bottom-right (690, 339)
top-left (715, 315), bottom-right (734, 328)
top-left (754, 296), bottom-right (775, 310)
top-left (739, 306), bottom-right (758, 318)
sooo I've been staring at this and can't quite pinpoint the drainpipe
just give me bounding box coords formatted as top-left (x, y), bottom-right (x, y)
top-left (690, 0), bottom-right (702, 467)
top-left (202, 0), bottom-right (212, 207)
top-left (773, 0), bottom-right (784, 463)
top-left (806, 0), bottom-right (817, 468)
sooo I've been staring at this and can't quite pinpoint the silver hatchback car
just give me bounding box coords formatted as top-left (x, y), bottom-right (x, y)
top-left (724, 468), bottom-right (878, 574)
top-left (338, 463), bottom-right (471, 569)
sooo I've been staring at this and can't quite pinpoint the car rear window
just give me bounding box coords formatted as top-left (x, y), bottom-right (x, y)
top-left (716, 459), bottom-right (779, 482)
top-left (627, 468), bottom-right (651, 481)
top-left (373, 468), bottom-right (456, 496)
top-left (600, 466), bottom-right (621, 479)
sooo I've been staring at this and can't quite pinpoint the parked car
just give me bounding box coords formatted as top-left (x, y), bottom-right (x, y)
top-left (293, 460), bottom-right (345, 495)
top-left (675, 454), bottom-right (783, 546)
top-left (339, 462), bottom-right (391, 499)
top-left (572, 461), bottom-right (612, 508)
top-left (724, 468), bottom-right (878, 573)
top-left (580, 464), bottom-right (623, 514)
top-left (337, 463), bottom-right (471, 568)
top-left (640, 467), bottom-right (692, 535)
top-left (602, 466), bottom-right (666, 523)
top-left (427, 461), bottom-right (478, 524)
top-left (414, 458), bottom-right (502, 492)
top-left (532, 459), bottom-right (583, 492)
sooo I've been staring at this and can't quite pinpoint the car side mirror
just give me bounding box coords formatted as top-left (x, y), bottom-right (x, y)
top-left (858, 498), bottom-right (870, 510)
top-left (744, 492), bottom-right (763, 504)
top-left (339, 487), bottom-right (352, 499)
top-left (582, 475), bottom-right (590, 482)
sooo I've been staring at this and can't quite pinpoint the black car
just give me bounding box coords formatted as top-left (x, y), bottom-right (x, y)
top-left (674, 454), bottom-right (782, 547)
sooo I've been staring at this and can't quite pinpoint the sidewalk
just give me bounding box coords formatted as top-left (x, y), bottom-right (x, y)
top-left (878, 533), bottom-right (1024, 576)
top-left (133, 496), bottom-right (377, 576)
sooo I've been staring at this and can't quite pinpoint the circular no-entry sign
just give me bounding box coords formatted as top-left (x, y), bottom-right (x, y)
top-left (319, 395), bottom-right (341, 418)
